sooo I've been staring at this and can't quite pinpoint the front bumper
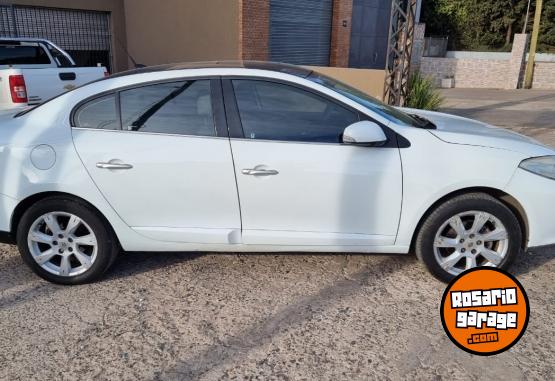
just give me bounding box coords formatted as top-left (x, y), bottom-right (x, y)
top-left (505, 168), bottom-right (555, 247)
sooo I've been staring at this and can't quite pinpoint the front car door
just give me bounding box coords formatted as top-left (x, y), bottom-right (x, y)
top-left (72, 78), bottom-right (241, 244)
top-left (224, 78), bottom-right (402, 248)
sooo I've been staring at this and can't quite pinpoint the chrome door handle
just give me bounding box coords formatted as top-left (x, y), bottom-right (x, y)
top-left (242, 168), bottom-right (279, 176)
top-left (96, 162), bottom-right (133, 170)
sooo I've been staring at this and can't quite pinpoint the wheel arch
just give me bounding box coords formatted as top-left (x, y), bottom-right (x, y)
top-left (410, 187), bottom-right (529, 251)
top-left (10, 191), bottom-right (120, 247)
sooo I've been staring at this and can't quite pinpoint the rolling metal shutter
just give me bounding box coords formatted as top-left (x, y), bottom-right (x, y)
top-left (270, 0), bottom-right (333, 66)
top-left (0, 4), bottom-right (112, 71)
top-left (0, 6), bottom-right (16, 37)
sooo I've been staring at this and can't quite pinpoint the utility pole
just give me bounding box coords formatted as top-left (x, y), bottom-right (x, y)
top-left (524, 0), bottom-right (543, 89)
top-left (383, 0), bottom-right (418, 106)
top-left (522, 0), bottom-right (532, 33)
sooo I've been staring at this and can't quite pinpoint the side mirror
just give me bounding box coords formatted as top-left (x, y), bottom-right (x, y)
top-left (342, 121), bottom-right (387, 146)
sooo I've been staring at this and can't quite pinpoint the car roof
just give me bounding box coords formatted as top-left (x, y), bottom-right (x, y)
top-left (109, 60), bottom-right (313, 79)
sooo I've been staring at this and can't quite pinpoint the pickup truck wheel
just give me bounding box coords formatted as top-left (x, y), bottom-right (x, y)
top-left (16, 197), bottom-right (118, 285)
top-left (415, 193), bottom-right (522, 283)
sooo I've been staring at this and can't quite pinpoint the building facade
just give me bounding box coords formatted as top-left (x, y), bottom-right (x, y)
top-left (0, 0), bottom-right (394, 73)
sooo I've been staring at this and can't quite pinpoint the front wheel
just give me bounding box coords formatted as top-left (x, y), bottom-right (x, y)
top-left (17, 197), bottom-right (118, 285)
top-left (415, 193), bottom-right (522, 283)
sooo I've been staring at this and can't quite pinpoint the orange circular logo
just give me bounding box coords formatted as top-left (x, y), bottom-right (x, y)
top-left (440, 268), bottom-right (529, 356)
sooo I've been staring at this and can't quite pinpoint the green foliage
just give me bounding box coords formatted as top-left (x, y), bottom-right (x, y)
top-left (539, 0), bottom-right (555, 52)
top-left (406, 72), bottom-right (445, 111)
top-left (422, 0), bottom-right (555, 52)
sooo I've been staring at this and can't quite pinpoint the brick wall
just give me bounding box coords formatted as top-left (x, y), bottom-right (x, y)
top-left (239, 0), bottom-right (269, 61)
top-left (410, 23), bottom-right (426, 72)
top-left (418, 34), bottom-right (533, 89)
top-left (506, 34), bottom-right (529, 89)
top-left (532, 62), bottom-right (555, 90)
top-left (420, 57), bottom-right (511, 88)
top-left (330, 0), bottom-right (353, 67)
top-left (420, 55), bottom-right (555, 90)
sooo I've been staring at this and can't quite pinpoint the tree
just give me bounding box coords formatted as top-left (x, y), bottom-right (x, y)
top-left (538, 0), bottom-right (555, 52)
top-left (422, 0), bottom-right (554, 52)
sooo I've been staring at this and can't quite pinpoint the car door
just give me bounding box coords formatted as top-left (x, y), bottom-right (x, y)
top-left (224, 78), bottom-right (402, 247)
top-left (72, 78), bottom-right (242, 244)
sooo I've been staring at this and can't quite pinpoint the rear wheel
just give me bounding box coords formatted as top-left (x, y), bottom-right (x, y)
top-left (415, 193), bottom-right (522, 282)
top-left (16, 197), bottom-right (118, 285)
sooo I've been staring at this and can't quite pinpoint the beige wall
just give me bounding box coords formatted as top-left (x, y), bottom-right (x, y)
top-left (7, 0), bottom-right (129, 73)
top-left (123, 0), bottom-right (240, 68)
top-left (307, 66), bottom-right (386, 100)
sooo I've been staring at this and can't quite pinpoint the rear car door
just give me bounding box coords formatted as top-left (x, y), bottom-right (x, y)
top-left (224, 78), bottom-right (402, 247)
top-left (72, 78), bottom-right (242, 244)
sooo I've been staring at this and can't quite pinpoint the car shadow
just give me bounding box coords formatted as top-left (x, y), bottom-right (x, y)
top-left (159, 254), bottom-right (413, 380)
top-left (0, 252), bottom-right (39, 289)
top-left (1, 246), bottom-right (549, 312)
top-left (0, 250), bottom-right (205, 310)
top-left (512, 246), bottom-right (555, 277)
top-left (101, 251), bottom-right (205, 282)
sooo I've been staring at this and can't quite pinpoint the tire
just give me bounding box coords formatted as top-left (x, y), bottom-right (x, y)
top-left (16, 196), bottom-right (118, 285)
top-left (415, 193), bottom-right (522, 283)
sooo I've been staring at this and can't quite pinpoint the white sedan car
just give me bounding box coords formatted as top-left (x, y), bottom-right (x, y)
top-left (0, 61), bottom-right (553, 284)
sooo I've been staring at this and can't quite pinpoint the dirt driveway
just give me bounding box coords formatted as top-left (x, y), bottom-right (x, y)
top-left (1, 89), bottom-right (554, 380)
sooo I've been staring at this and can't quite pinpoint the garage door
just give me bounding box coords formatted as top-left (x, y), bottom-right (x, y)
top-left (270, 0), bottom-right (333, 66)
top-left (349, 0), bottom-right (391, 69)
top-left (0, 4), bottom-right (112, 71)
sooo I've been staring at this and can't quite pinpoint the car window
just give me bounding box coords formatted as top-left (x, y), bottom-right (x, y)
top-left (0, 44), bottom-right (51, 65)
top-left (307, 72), bottom-right (425, 128)
top-left (120, 80), bottom-right (215, 136)
top-left (73, 94), bottom-right (119, 130)
top-left (232, 80), bottom-right (358, 143)
top-left (48, 46), bottom-right (73, 67)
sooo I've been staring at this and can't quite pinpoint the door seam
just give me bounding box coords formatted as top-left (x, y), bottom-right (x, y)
top-left (220, 78), bottom-right (244, 235)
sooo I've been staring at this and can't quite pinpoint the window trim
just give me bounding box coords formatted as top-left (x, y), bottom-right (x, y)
top-left (70, 77), bottom-right (229, 138)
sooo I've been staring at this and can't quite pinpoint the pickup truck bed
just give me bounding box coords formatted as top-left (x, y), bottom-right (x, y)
top-left (1, 66), bottom-right (106, 107)
top-left (0, 38), bottom-right (107, 110)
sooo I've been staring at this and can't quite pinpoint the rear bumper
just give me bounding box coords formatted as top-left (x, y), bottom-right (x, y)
top-left (505, 168), bottom-right (555, 247)
top-left (0, 193), bottom-right (18, 242)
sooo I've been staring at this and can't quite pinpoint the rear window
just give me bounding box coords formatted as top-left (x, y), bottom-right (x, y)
top-left (73, 94), bottom-right (119, 130)
top-left (0, 45), bottom-right (51, 65)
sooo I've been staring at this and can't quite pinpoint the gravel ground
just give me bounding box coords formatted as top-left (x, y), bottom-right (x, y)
top-left (0, 246), bottom-right (553, 380)
top-left (1, 90), bottom-right (555, 380)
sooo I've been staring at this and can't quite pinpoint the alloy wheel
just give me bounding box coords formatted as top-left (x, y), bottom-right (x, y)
top-left (433, 210), bottom-right (509, 276)
top-left (27, 212), bottom-right (98, 277)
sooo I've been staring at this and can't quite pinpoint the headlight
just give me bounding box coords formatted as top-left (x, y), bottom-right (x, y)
top-left (519, 156), bottom-right (555, 180)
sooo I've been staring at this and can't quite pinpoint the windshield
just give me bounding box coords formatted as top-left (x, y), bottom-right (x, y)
top-left (307, 71), bottom-right (422, 127)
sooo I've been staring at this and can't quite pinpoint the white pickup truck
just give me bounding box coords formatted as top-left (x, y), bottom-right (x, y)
top-left (0, 38), bottom-right (107, 110)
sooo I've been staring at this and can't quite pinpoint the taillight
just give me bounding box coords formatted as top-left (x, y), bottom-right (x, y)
top-left (9, 75), bottom-right (28, 103)
top-left (104, 71), bottom-right (110, 77)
